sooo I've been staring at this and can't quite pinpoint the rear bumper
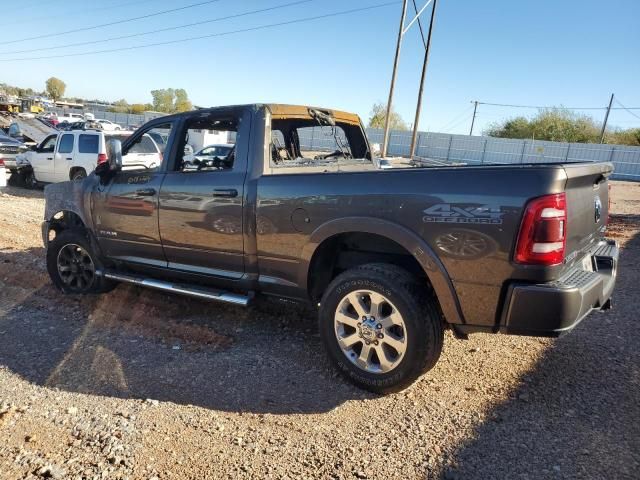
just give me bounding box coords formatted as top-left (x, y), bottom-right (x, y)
top-left (501, 239), bottom-right (619, 337)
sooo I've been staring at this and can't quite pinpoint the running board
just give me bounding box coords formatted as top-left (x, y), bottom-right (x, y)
top-left (97, 270), bottom-right (251, 307)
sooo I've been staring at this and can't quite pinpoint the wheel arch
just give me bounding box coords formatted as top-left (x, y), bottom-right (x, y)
top-left (299, 217), bottom-right (465, 325)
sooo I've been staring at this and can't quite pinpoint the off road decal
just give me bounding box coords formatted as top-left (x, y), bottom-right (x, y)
top-left (423, 204), bottom-right (504, 225)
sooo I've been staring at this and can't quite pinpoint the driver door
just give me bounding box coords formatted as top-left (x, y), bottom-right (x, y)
top-left (91, 121), bottom-right (176, 267)
top-left (29, 134), bottom-right (58, 182)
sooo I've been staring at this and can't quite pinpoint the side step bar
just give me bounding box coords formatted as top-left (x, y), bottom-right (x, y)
top-left (96, 270), bottom-right (251, 307)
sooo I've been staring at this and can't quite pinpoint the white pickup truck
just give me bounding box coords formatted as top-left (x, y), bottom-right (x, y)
top-left (17, 129), bottom-right (164, 185)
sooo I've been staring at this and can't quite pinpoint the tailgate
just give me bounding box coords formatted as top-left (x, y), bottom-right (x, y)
top-left (563, 162), bottom-right (613, 264)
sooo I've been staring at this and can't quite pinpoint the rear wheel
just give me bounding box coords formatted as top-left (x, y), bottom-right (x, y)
top-left (319, 263), bottom-right (444, 393)
top-left (47, 230), bottom-right (115, 294)
top-left (71, 169), bottom-right (87, 181)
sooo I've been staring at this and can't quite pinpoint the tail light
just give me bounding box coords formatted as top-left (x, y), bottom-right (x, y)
top-left (97, 153), bottom-right (108, 164)
top-left (515, 193), bottom-right (567, 266)
top-left (0, 159), bottom-right (5, 166)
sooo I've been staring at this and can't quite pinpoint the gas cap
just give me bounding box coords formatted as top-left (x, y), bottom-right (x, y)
top-left (291, 208), bottom-right (312, 233)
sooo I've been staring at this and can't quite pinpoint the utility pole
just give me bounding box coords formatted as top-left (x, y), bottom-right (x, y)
top-left (469, 100), bottom-right (479, 136)
top-left (409, 0), bottom-right (438, 159)
top-left (600, 93), bottom-right (614, 144)
top-left (381, 0), bottom-right (408, 158)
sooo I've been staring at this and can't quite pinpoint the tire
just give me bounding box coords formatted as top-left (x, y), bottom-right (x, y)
top-left (47, 229), bottom-right (115, 294)
top-left (7, 171), bottom-right (25, 187)
top-left (318, 263), bottom-right (444, 393)
top-left (71, 169), bottom-right (87, 181)
top-left (23, 169), bottom-right (38, 189)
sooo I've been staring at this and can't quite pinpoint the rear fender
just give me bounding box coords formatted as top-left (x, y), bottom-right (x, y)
top-left (299, 217), bottom-right (466, 325)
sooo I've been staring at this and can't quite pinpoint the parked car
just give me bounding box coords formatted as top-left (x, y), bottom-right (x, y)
top-left (41, 104), bottom-right (619, 393)
top-left (0, 132), bottom-right (29, 173)
top-left (19, 129), bottom-right (161, 185)
top-left (183, 143), bottom-right (234, 170)
top-left (56, 112), bottom-right (86, 124)
top-left (96, 119), bottom-right (123, 131)
top-left (40, 113), bottom-right (60, 127)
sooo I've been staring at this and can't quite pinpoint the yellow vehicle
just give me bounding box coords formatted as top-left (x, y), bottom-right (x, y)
top-left (19, 98), bottom-right (45, 114)
top-left (0, 94), bottom-right (20, 113)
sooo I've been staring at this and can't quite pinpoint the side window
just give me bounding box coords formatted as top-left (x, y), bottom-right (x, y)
top-left (129, 135), bottom-right (157, 154)
top-left (40, 135), bottom-right (57, 153)
top-left (176, 115), bottom-right (237, 172)
top-left (122, 123), bottom-right (173, 171)
top-left (58, 134), bottom-right (74, 154)
top-left (78, 134), bottom-right (99, 154)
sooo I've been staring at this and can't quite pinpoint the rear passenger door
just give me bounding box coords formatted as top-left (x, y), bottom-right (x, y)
top-left (73, 133), bottom-right (101, 178)
top-left (53, 133), bottom-right (75, 182)
top-left (158, 109), bottom-right (248, 279)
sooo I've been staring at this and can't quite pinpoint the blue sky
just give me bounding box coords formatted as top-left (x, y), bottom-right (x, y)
top-left (2, 0), bottom-right (639, 134)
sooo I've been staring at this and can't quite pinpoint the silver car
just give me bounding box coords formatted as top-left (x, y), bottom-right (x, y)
top-left (0, 133), bottom-right (29, 173)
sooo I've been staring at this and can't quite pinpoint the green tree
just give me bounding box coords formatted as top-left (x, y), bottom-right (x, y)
top-left (130, 103), bottom-right (148, 114)
top-left (45, 77), bottom-right (66, 102)
top-left (367, 102), bottom-right (409, 130)
top-left (150, 88), bottom-right (193, 113)
top-left (485, 108), bottom-right (601, 143)
top-left (174, 88), bottom-right (193, 112)
top-left (608, 128), bottom-right (640, 146)
top-left (109, 99), bottom-right (130, 113)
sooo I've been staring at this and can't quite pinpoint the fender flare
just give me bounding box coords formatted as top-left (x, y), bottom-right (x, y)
top-left (298, 216), bottom-right (465, 325)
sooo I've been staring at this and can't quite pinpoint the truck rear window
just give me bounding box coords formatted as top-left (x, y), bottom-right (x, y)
top-left (78, 134), bottom-right (99, 154)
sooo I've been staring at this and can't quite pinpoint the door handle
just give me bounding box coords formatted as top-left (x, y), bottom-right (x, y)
top-left (46, 157), bottom-right (53, 160)
top-left (66, 157), bottom-right (72, 160)
top-left (213, 188), bottom-right (238, 198)
top-left (135, 188), bottom-right (156, 196)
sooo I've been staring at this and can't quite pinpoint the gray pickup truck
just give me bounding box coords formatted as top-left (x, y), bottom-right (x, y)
top-left (41, 104), bottom-right (619, 392)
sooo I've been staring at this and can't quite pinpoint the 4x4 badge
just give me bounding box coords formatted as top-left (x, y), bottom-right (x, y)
top-left (423, 204), bottom-right (504, 225)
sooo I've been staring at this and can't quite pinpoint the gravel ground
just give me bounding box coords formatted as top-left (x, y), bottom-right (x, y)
top-left (0, 180), bottom-right (638, 480)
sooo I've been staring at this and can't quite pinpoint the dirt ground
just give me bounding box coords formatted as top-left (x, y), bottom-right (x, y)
top-left (0, 180), bottom-right (638, 480)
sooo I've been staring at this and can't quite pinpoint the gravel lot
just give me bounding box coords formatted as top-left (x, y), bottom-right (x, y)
top-left (0, 180), bottom-right (638, 480)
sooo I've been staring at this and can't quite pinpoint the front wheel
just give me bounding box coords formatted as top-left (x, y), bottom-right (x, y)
top-left (47, 230), bottom-right (115, 294)
top-left (319, 263), bottom-right (444, 393)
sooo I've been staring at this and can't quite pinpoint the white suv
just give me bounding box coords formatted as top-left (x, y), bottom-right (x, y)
top-left (96, 119), bottom-right (123, 131)
top-left (19, 129), bottom-right (162, 184)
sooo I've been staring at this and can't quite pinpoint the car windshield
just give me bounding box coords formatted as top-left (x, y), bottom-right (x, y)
top-left (0, 134), bottom-right (19, 144)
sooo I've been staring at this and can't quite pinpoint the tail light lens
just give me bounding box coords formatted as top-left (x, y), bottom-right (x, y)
top-left (0, 159), bottom-right (5, 166)
top-left (515, 193), bottom-right (567, 266)
top-left (97, 153), bottom-right (108, 164)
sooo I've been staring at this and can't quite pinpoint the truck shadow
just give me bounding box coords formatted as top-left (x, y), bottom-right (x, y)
top-left (0, 247), bottom-right (367, 414)
top-left (438, 215), bottom-right (640, 479)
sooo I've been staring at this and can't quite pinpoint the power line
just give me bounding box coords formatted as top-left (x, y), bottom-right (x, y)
top-left (0, 2), bottom-right (398, 62)
top-left (440, 107), bottom-right (473, 130)
top-left (440, 106), bottom-right (473, 133)
top-left (0, 0), bottom-right (315, 55)
top-left (9, 0), bottom-right (162, 27)
top-left (3, 0), bottom-right (225, 45)
top-left (615, 98), bottom-right (640, 121)
top-left (476, 101), bottom-right (640, 111)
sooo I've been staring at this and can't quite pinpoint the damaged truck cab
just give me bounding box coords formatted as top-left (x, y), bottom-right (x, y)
top-left (42, 104), bottom-right (619, 393)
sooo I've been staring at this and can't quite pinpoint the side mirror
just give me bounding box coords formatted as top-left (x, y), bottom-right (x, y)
top-left (106, 139), bottom-right (123, 172)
